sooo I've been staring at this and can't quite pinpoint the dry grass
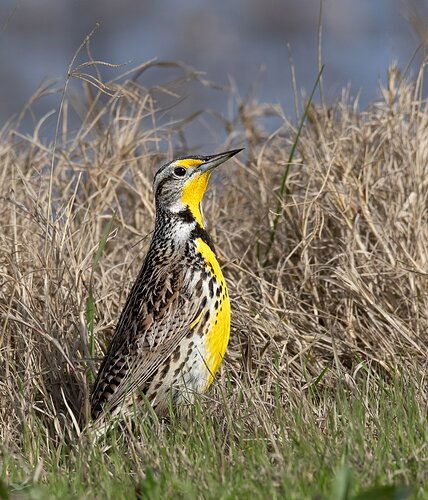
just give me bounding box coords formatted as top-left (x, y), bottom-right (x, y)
top-left (0, 59), bottom-right (427, 497)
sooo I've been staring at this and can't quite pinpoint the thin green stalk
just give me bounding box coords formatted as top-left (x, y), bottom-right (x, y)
top-left (264, 65), bottom-right (324, 264)
top-left (86, 213), bottom-right (116, 360)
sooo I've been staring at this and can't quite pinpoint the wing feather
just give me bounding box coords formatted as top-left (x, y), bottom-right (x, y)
top-left (90, 262), bottom-right (203, 419)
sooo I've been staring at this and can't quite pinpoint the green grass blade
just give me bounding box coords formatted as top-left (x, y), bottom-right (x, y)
top-left (0, 479), bottom-right (9, 500)
top-left (352, 484), bottom-right (411, 500)
top-left (86, 294), bottom-right (96, 358)
top-left (86, 213), bottom-right (116, 360)
top-left (264, 64), bottom-right (324, 264)
top-left (92, 214), bottom-right (116, 275)
top-left (330, 464), bottom-right (352, 500)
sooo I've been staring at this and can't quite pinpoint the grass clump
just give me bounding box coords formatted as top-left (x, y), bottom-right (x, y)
top-left (1, 374), bottom-right (425, 498)
top-left (0, 59), bottom-right (426, 498)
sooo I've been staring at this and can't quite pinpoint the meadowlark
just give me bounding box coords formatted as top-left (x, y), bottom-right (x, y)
top-left (90, 148), bottom-right (243, 422)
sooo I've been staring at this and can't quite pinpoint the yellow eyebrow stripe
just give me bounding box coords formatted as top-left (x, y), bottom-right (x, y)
top-left (175, 159), bottom-right (204, 167)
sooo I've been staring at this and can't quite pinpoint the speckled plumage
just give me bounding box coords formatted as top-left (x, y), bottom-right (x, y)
top-left (90, 150), bottom-right (242, 422)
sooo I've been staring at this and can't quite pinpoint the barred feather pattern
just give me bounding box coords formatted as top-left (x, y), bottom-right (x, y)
top-left (90, 206), bottom-right (228, 420)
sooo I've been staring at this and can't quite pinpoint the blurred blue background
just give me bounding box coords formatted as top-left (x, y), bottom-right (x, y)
top-left (0, 0), bottom-right (426, 143)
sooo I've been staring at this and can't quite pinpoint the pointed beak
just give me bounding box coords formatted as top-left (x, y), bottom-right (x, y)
top-left (197, 148), bottom-right (244, 173)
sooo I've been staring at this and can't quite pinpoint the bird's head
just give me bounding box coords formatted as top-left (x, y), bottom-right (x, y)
top-left (153, 149), bottom-right (243, 226)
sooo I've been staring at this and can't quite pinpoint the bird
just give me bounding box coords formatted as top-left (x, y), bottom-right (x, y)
top-left (90, 148), bottom-right (243, 423)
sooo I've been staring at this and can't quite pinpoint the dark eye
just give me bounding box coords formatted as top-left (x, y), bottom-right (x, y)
top-left (174, 167), bottom-right (187, 177)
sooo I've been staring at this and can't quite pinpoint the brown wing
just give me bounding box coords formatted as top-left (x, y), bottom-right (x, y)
top-left (90, 264), bottom-right (203, 419)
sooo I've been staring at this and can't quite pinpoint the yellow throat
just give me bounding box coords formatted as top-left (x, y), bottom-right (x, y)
top-left (180, 171), bottom-right (211, 227)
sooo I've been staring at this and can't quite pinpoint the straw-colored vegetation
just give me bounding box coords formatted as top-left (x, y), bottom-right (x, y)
top-left (0, 56), bottom-right (427, 499)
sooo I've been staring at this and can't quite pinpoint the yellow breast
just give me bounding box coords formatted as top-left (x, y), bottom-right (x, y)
top-left (195, 238), bottom-right (231, 388)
